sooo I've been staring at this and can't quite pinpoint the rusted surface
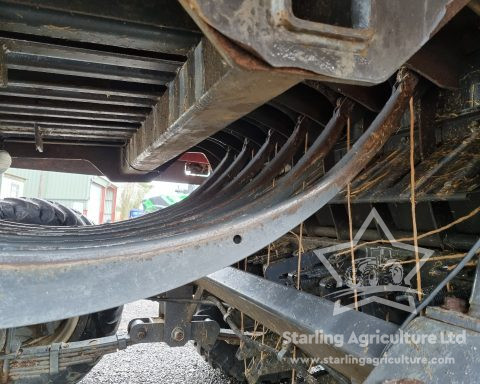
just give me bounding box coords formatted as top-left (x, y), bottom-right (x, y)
top-left (331, 128), bottom-right (480, 203)
top-left (431, 0), bottom-right (471, 35)
top-left (125, 36), bottom-right (303, 172)
top-left (442, 296), bottom-right (467, 313)
top-left (0, 71), bottom-right (419, 329)
top-left (406, 36), bottom-right (463, 89)
top-left (366, 316), bottom-right (480, 383)
top-left (469, 0), bottom-right (480, 16)
top-left (5, 141), bottom-right (206, 183)
top-left (182, 7), bottom-right (324, 80)
top-left (198, 267), bottom-right (397, 382)
top-left (183, 0), bottom-right (467, 84)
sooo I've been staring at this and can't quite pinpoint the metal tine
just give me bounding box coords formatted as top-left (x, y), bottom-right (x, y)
top-left (109, 71), bottom-right (416, 240)
top-left (0, 101), bottom-right (344, 238)
top-left (0, 98), bottom-right (309, 235)
top-left (137, 71), bottom-right (417, 240)
top-left (12, 96), bottom-right (353, 242)
top-left (0, 73), bottom-right (412, 241)
top-left (179, 98), bottom-right (355, 228)
top-left (0, 88), bottom-right (322, 236)
top-left (36, 119), bottom-right (309, 238)
top-left (140, 131), bottom-right (278, 227)
top-left (0, 147), bottom-right (234, 234)
top-left (139, 147), bottom-right (234, 215)
top-left (101, 137), bottom-right (255, 228)
top-left (200, 139), bottom-right (251, 197)
top-left (0, 71), bottom-right (419, 328)
top-left (269, 98), bottom-right (356, 200)
top-left (6, 119), bottom-right (305, 240)
top-left (241, 115), bottom-right (309, 195)
top-left (0, 138), bottom-right (254, 240)
top-left (164, 131), bottom-right (276, 219)
top-left (121, 139), bottom-right (255, 225)
top-left (215, 130), bottom-right (276, 196)
top-left (168, 118), bottom-right (317, 227)
top-left (8, 116), bottom-right (305, 243)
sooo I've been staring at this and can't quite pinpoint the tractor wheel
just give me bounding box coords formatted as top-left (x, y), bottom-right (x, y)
top-left (0, 198), bottom-right (123, 384)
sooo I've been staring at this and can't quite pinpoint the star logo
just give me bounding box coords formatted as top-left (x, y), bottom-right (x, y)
top-left (314, 208), bottom-right (434, 315)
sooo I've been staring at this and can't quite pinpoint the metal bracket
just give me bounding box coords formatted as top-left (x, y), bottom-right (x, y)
top-left (0, 316), bottom-right (219, 382)
top-left (129, 317), bottom-right (219, 346)
top-left (181, 0), bottom-right (467, 84)
top-left (162, 286), bottom-right (194, 347)
top-left (49, 343), bottom-right (60, 374)
top-left (425, 255), bottom-right (480, 331)
top-left (198, 267), bottom-right (397, 382)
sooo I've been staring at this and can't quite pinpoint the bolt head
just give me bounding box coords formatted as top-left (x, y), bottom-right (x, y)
top-left (171, 327), bottom-right (185, 342)
top-left (137, 330), bottom-right (146, 340)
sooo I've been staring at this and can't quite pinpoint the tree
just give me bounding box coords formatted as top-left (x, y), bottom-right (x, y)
top-left (118, 183), bottom-right (152, 220)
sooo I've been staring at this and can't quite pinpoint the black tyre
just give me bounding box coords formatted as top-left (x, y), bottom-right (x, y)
top-left (194, 305), bottom-right (247, 382)
top-left (194, 305), bottom-right (292, 383)
top-left (0, 198), bottom-right (123, 384)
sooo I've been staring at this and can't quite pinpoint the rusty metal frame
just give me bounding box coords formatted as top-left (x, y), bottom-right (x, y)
top-left (197, 267), bottom-right (398, 382)
top-left (125, 36), bottom-right (303, 172)
top-left (0, 70), bottom-right (418, 328)
top-left (0, 0), bottom-right (465, 182)
top-left (2, 141), bottom-right (206, 184)
top-left (182, 0), bottom-right (468, 85)
top-left (0, 315), bottom-right (219, 382)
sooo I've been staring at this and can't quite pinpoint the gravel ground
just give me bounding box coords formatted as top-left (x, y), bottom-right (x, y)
top-left (79, 300), bottom-right (233, 384)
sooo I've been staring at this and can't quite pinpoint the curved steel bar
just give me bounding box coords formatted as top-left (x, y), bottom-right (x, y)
top-left (199, 139), bottom-right (251, 196)
top-left (0, 75), bottom-right (413, 244)
top-left (0, 146), bottom-right (234, 237)
top-left (202, 130), bottom-right (275, 198)
top-left (0, 71), bottom-right (418, 327)
top-left (0, 115), bottom-right (309, 241)
top-left (171, 103), bottom-right (352, 229)
top-left (179, 148), bottom-right (233, 199)
top-left (0, 86), bottom-right (393, 241)
top-left (121, 132), bottom-right (278, 230)
top-left (0, 108), bottom-right (300, 238)
top-left (0, 108), bottom-right (311, 240)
